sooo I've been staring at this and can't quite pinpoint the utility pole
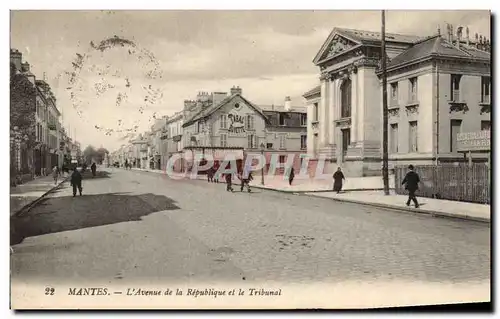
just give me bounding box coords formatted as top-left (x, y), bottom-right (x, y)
top-left (381, 10), bottom-right (390, 195)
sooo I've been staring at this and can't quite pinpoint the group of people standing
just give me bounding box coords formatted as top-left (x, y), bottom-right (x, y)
top-left (203, 161), bottom-right (421, 208)
top-left (206, 162), bottom-right (253, 193)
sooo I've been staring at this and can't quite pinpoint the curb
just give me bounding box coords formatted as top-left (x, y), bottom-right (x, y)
top-left (12, 176), bottom-right (70, 218)
top-left (304, 193), bottom-right (490, 224)
top-left (127, 168), bottom-right (489, 223)
top-left (248, 184), bottom-right (391, 193)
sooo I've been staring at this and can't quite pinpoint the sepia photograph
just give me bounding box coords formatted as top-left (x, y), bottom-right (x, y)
top-left (8, 7), bottom-right (491, 310)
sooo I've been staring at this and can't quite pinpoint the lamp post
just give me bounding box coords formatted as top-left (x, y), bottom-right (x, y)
top-left (260, 142), bottom-right (265, 185)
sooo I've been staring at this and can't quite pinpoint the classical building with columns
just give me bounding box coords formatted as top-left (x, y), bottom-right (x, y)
top-left (304, 26), bottom-right (491, 177)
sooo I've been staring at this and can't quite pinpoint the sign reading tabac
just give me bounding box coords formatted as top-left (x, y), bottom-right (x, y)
top-left (228, 113), bottom-right (245, 133)
top-left (456, 130), bottom-right (491, 152)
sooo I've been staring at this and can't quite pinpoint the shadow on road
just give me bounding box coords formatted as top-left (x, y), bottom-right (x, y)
top-left (79, 170), bottom-right (112, 180)
top-left (10, 192), bottom-right (180, 245)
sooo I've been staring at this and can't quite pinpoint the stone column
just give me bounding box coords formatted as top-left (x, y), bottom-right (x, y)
top-left (328, 76), bottom-right (336, 145)
top-left (319, 74), bottom-right (328, 147)
top-left (350, 66), bottom-right (358, 143)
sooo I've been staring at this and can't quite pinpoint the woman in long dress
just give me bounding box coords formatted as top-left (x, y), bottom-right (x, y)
top-left (333, 167), bottom-right (345, 194)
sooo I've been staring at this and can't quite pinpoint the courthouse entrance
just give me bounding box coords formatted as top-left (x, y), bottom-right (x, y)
top-left (341, 128), bottom-right (350, 162)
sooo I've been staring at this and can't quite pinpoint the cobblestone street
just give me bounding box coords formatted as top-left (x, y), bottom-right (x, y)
top-left (10, 168), bottom-right (491, 306)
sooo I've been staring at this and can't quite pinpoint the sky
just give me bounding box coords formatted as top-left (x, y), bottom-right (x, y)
top-left (10, 10), bottom-right (491, 151)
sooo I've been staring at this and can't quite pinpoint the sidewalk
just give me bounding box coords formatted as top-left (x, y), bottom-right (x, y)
top-left (129, 167), bottom-right (490, 222)
top-left (249, 175), bottom-right (396, 192)
top-left (10, 174), bottom-right (69, 217)
top-left (305, 190), bottom-right (490, 223)
top-left (132, 167), bottom-right (395, 190)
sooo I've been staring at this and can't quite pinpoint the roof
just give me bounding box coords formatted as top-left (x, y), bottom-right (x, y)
top-left (302, 85), bottom-right (321, 98)
top-left (385, 35), bottom-right (491, 70)
top-left (182, 94), bottom-right (269, 127)
top-left (335, 27), bottom-right (422, 44)
top-left (260, 105), bottom-right (307, 113)
top-left (314, 27), bottom-right (423, 65)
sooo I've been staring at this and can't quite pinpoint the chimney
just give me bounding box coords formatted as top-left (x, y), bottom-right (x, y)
top-left (456, 26), bottom-right (463, 48)
top-left (479, 35), bottom-right (483, 50)
top-left (437, 25), bottom-right (441, 36)
top-left (284, 96), bottom-right (292, 111)
top-left (183, 99), bottom-right (196, 110)
top-left (10, 49), bottom-right (22, 72)
top-left (466, 27), bottom-right (470, 46)
top-left (450, 24), bottom-right (454, 42)
top-left (212, 92), bottom-right (228, 106)
top-left (21, 62), bottom-right (30, 73)
top-left (230, 85), bottom-right (242, 95)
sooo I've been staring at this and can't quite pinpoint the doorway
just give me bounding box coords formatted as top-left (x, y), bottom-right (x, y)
top-left (341, 128), bottom-right (350, 161)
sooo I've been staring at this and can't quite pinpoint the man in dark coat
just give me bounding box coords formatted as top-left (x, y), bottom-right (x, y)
top-left (225, 172), bottom-right (234, 192)
top-left (207, 167), bottom-right (214, 183)
top-left (91, 162), bottom-right (97, 177)
top-left (288, 167), bottom-right (295, 186)
top-left (333, 167), bottom-right (345, 194)
top-left (71, 168), bottom-right (83, 197)
top-left (239, 168), bottom-right (253, 192)
top-left (402, 164), bottom-right (420, 208)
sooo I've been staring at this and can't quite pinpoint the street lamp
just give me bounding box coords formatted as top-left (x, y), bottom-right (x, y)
top-left (260, 142), bottom-right (265, 185)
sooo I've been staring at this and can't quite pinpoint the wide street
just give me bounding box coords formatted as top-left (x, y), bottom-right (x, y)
top-left (10, 167), bottom-right (491, 307)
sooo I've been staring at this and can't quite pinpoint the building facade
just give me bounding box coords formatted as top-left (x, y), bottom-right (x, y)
top-left (304, 26), bottom-right (491, 177)
top-left (164, 111), bottom-right (184, 170)
top-left (182, 87), bottom-right (307, 173)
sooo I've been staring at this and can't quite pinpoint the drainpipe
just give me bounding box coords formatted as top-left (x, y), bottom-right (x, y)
top-left (435, 59), bottom-right (440, 166)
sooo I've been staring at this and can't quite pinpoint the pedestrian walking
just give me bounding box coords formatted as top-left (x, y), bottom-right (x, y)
top-left (402, 164), bottom-right (420, 208)
top-left (333, 167), bottom-right (345, 194)
top-left (70, 168), bottom-right (83, 197)
top-left (225, 172), bottom-right (234, 192)
top-left (91, 162), bottom-right (97, 177)
top-left (213, 162), bottom-right (220, 183)
top-left (52, 166), bottom-right (59, 185)
top-left (288, 167), bottom-right (295, 186)
top-left (239, 168), bottom-right (253, 193)
top-left (207, 167), bottom-right (214, 183)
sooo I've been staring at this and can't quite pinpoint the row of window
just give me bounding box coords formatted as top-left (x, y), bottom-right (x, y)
top-left (388, 120), bottom-right (491, 154)
top-left (218, 134), bottom-right (307, 149)
top-left (390, 75), bottom-right (491, 106)
top-left (310, 75), bottom-right (491, 123)
top-left (219, 114), bottom-right (307, 129)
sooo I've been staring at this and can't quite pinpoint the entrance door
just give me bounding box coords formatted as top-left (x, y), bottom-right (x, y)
top-left (341, 128), bottom-right (350, 161)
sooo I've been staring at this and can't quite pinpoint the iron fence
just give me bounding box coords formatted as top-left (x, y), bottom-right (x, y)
top-left (394, 164), bottom-right (490, 204)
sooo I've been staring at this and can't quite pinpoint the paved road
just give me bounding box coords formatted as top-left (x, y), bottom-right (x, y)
top-left (10, 168), bottom-right (490, 306)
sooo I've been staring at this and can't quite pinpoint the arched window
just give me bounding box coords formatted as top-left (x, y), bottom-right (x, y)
top-left (340, 78), bottom-right (352, 118)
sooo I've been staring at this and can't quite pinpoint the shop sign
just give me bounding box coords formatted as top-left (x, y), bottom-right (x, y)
top-left (456, 130), bottom-right (490, 152)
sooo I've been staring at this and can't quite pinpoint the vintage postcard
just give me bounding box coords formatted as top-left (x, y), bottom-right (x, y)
top-left (9, 9), bottom-right (491, 310)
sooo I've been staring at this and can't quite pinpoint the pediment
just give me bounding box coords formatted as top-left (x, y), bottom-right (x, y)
top-left (314, 32), bottom-right (360, 65)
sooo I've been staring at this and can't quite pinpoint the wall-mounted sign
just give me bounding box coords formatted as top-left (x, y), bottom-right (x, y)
top-left (456, 130), bottom-right (490, 152)
top-left (228, 113), bottom-right (245, 133)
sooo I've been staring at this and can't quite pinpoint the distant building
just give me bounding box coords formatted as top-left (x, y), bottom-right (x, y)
top-left (304, 25), bottom-right (491, 177)
top-left (181, 87), bottom-right (307, 173)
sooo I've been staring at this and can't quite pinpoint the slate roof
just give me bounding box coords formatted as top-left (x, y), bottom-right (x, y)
top-left (182, 94), bottom-right (269, 127)
top-left (336, 27), bottom-right (422, 44)
top-left (259, 105), bottom-right (307, 113)
top-left (385, 35), bottom-right (491, 70)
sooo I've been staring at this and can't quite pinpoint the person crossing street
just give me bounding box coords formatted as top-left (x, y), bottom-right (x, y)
top-left (91, 162), bottom-right (97, 177)
top-left (52, 166), bottom-right (59, 185)
top-left (402, 164), bottom-right (421, 208)
top-left (70, 168), bottom-right (83, 197)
